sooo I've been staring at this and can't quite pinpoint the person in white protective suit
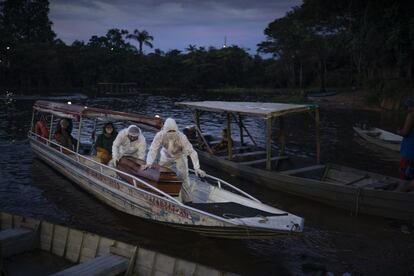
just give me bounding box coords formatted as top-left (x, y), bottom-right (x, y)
top-left (142, 118), bottom-right (206, 202)
top-left (111, 125), bottom-right (146, 165)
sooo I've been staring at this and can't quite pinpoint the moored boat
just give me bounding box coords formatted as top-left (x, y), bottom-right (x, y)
top-left (28, 101), bottom-right (304, 239)
top-left (176, 101), bottom-right (414, 221)
top-left (353, 126), bottom-right (402, 152)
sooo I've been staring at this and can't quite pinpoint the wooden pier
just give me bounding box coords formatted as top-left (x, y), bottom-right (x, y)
top-left (0, 212), bottom-right (237, 276)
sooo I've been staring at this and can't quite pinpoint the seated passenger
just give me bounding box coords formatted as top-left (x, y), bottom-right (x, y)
top-left (111, 125), bottom-right (146, 166)
top-left (54, 118), bottom-right (77, 151)
top-left (212, 128), bottom-right (232, 153)
top-left (95, 122), bottom-right (118, 164)
top-left (183, 126), bottom-right (197, 142)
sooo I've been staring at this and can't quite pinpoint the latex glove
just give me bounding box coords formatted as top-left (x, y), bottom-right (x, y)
top-left (195, 169), bottom-right (206, 178)
top-left (141, 164), bottom-right (152, 171)
top-left (108, 159), bottom-right (117, 168)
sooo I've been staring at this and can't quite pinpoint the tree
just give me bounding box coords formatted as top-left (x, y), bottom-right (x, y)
top-left (127, 29), bottom-right (154, 54)
top-left (0, 0), bottom-right (56, 44)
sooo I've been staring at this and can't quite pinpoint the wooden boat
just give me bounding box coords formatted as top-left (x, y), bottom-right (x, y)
top-left (176, 101), bottom-right (414, 221)
top-left (28, 101), bottom-right (304, 239)
top-left (353, 126), bottom-right (402, 152)
top-left (0, 212), bottom-right (235, 275)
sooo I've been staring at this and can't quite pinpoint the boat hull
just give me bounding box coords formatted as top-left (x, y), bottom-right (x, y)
top-left (353, 127), bottom-right (401, 152)
top-left (30, 139), bottom-right (292, 238)
top-left (197, 150), bottom-right (414, 221)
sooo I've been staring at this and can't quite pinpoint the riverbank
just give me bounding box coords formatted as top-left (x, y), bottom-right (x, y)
top-left (306, 90), bottom-right (383, 111)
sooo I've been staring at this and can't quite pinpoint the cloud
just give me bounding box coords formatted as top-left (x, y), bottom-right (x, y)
top-left (50, 0), bottom-right (302, 52)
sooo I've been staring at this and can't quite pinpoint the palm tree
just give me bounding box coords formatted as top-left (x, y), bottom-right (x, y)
top-left (127, 29), bottom-right (154, 54)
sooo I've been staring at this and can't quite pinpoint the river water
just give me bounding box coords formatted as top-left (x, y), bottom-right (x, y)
top-left (0, 92), bottom-right (412, 275)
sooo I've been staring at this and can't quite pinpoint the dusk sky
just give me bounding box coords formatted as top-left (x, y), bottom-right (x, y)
top-left (50, 0), bottom-right (302, 53)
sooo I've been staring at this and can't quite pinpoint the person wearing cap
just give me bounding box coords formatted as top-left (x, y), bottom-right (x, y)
top-left (143, 118), bottom-right (206, 202)
top-left (111, 125), bottom-right (146, 165)
top-left (397, 98), bottom-right (414, 192)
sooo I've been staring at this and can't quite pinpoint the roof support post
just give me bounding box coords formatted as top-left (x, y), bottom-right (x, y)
top-left (195, 110), bottom-right (201, 131)
top-left (192, 111), bottom-right (213, 154)
top-left (76, 117), bottom-right (83, 153)
top-left (227, 112), bottom-right (233, 160)
top-left (279, 117), bottom-right (285, 156)
top-left (231, 114), bottom-right (257, 147)
top-left (315, 109), bottom-right (320, 164)
top-left (48, 114), bottom-right (54, 145)
top-left (266, 117), bottom-right (272, 170)
top-left (238, 114), bottom-right (244, 146)
top-left (30, 110), bottom-right (35, 133)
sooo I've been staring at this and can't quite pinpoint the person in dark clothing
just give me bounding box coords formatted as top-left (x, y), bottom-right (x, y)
top-left (54, 118), bottom-right (77, 151)
top-left (212, 128), bottom-right (233, 153)
top-left (95, 122), bottom-right (118, 164)
top-left (398, 98), bottom-right (414, 192)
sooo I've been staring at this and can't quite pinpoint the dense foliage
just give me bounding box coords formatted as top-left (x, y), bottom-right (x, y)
top-left (0, 0), bottom-right (413, 99)
top-left (258, 0), bottom-right (414, 97)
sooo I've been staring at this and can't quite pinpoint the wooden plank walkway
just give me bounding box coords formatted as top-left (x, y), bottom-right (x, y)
top-left (52, 254), bottom-right (128, 276)
top-left (0, 228), bottom-right (37, 258)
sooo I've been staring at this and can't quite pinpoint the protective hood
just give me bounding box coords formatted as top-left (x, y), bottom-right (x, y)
top-left (127, 125), bottom-right (141, 137)
top-left (162, 118), bottom-right (178, 132)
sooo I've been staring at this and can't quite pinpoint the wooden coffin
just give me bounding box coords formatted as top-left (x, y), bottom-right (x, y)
top-left (116, 156), bottom-right (182, 196)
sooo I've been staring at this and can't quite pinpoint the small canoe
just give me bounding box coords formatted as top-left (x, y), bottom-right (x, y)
top-left (353, 127), bottom-right (402, 152)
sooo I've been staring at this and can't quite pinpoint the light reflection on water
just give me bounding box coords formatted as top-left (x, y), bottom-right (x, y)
top-left (0, 93), bottom-right (412, 275)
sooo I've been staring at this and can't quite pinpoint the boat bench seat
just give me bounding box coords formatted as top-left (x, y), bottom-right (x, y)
top-left (0, 228), bottom-right (37, 258)
top-left (239, 156), bottom-right (288, 166)
top-left (52, 254), bottom-right (128, 276)
top-left (279, 165), bottom-right (326, 175)
top-left (364, 180), bottom-right (399, 190)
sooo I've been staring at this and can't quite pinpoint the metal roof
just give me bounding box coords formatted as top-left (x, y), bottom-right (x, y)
top-left (176, 101), bottom-right (317, 118)
top-left (33, 101), bottom-right (163, 130)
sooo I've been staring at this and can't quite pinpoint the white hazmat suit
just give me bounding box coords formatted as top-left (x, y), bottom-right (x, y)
top-left (112, 125), bottom-right (146, 163)
top-left (146, 118), bottom-right (206, 202)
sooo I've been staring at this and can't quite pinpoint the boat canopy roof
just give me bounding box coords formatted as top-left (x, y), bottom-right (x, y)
top-left (33, 100), bottom-right (163, 129)
top-left (176, 101), bottom-right (317, 119)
